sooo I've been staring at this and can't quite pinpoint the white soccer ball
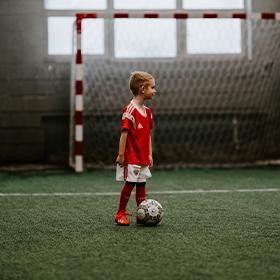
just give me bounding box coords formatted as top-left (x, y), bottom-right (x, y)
top-left (137, 199), bottom-right (163, 226)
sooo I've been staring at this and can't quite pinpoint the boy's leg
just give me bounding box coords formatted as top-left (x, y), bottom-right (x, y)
top-left (135, 182), bottom-right (146, 206)
top-left (117, 181), bottom-right (135, 212)
top-left (115, 181), bottom-right (135, 225)
top-left (135, 182), bottom-right (146, 224)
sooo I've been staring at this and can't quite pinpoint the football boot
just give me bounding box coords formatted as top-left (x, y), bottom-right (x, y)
top-left (114, 211), bottom-right (131, 226)
top-left (136, 217), bottom-right (144, 225)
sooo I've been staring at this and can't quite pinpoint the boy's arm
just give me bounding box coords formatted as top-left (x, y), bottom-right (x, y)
top-left (149, 134), bottom-right (153, 168)
top-left (116, 130), bottom-right (128, 167)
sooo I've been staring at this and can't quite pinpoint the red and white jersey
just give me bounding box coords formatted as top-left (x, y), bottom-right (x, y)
top-left (121, 100), bottom-right (153, 166)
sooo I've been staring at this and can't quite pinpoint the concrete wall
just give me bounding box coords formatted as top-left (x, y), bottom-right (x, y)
top-left (0, 0), bottom-right (280, 165)
top-left (0, 0), bottom-right (69, 164)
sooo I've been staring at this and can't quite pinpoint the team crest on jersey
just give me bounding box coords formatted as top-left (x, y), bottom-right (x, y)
top-left (133, 169), bottom-right (140, 176)
top-left (138, 123), bottom-right (143, 129)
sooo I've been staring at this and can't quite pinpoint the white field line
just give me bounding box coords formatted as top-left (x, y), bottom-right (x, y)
top-left (0, 189), bottom-right (280, 197)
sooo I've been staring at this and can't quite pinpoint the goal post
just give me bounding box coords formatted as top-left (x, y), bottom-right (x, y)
top-left (70, 12), bottom-right (280, 172)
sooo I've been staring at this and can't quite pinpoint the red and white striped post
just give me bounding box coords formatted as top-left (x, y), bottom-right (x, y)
top-left (73, 11), bottom-right (280, 172)
top-left (75, 12), bottom-right (280, 20)
top-left (74, 14), bottom-right (97, 172)
top-left (73, 16), bottom-right (83, 173)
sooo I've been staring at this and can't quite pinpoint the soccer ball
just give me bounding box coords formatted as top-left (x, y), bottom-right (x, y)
top-left (137, 199), bottom-right (163, 226)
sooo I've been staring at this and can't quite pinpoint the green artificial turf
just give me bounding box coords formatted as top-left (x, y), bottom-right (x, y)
top-left (0, 168), bottom-right (280, 280)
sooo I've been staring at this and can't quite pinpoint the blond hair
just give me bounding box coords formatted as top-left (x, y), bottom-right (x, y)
top-left (129, 71), bottom-right (154, 96)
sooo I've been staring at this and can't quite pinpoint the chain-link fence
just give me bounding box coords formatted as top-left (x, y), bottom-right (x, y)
top-left (71, 19), bottom-right (280, 167)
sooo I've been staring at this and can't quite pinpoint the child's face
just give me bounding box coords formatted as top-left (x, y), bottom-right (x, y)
top-left (143, 80), bottom-right (156, 100)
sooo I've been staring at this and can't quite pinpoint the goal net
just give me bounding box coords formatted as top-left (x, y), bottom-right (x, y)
top-left (70, 13), bottom-right (280, 171)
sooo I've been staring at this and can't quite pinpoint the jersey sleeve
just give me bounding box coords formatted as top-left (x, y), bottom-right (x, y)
top-left (121, 106), bottom-right (135, 131)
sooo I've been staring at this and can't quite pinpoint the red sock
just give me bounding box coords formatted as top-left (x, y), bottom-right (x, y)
top-left (117, 182), bottom-right (135, 212)
top-left (136, 183), bottom-right (146, 206)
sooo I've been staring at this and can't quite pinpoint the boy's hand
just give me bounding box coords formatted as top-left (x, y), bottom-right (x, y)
top-left (116, 154), bottom-right (125, 167)
top-left (149, 155), bottom-right (153, 168)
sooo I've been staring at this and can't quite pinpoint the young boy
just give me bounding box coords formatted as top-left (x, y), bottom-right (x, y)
top-left (115, 71), bottom-right (156, 226)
